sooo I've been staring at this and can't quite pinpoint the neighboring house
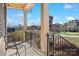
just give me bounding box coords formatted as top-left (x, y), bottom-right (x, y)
top-left (49, 16), bottom-right (63, 32)
top-left (15, 16), bottom-right (79, 32)
top-left (51, 23), bottom-right (63, 32)
top-left (76, 20), bottom-right (79, 32)
top-left (27, 25), bottom-right (40, 30)
top-left (49, 16), bottom-right (53, 31)
top-left (63, 23), bottom-right (67, 31)
top-left (63, 20), bottom-right (79, 32)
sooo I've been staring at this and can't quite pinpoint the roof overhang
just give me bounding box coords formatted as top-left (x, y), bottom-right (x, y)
top-left (6, 3), bottom-right (35, 10)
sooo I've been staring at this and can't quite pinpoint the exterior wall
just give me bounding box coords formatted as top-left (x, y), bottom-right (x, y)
top-left (49, 16), bottom-right (53, 31)
top-left (65, 20), bottom-right (78, 32)
top-left (63, 20), bottom-right (79, 32)
top-left (52, 24), bottom-right (63, 32)
top-left (0, 3), bottom-right (6, 37)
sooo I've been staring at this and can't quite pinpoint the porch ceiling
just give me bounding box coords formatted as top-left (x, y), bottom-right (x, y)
top-left (6, 3), bottom-right (35, 10)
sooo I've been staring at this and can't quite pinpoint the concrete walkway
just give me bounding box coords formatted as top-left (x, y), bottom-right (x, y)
top-left (0, 37), bottom-right (41, 56)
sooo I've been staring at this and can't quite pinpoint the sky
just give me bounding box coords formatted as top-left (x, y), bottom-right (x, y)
top-left (7, 3), bottom-right (79, 27)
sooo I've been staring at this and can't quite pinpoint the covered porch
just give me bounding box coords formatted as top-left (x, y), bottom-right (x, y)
top-left (0, 3), bottom-right (79, 56)
top-left (0, 36), bottom-right (42, 56)
top-left (0, 3), bottom-right (49, 56)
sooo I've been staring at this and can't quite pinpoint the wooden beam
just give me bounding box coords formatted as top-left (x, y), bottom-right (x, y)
top-left (6, 3), bottom-right (35, 10)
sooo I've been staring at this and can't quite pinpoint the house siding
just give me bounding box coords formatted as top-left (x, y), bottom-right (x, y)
top-left (0, 3), bottom-right (6, 37)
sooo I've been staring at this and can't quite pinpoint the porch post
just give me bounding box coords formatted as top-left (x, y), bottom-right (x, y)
top-left (23, 10), bottom-right (27, 42)
top-left (40, 3), bottom-right (49, 55)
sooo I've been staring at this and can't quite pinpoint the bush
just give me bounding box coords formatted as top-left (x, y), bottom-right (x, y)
top-left (10, 31), bottom-right (24, 41)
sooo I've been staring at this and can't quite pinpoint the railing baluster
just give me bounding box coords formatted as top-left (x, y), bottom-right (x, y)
top-left (47, 33), bottom-right (79, 56)
top-left (59, 36), bottom-right (61, 56)
top-left (62, 39), bottom-right (63, 56)
top-left (47, 34), bottom-right (48, 56)
top-left (58, 35), bottom-right (59, 55)
top-left (54, 34), bottom-right (56, 56)
top-left (53, 33), bottom-right (54, 56)
top-left (60, 36), bottom-right (62, 56)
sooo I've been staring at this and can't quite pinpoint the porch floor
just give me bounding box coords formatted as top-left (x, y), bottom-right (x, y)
top-left (0, 37), bottom-right (41, 56)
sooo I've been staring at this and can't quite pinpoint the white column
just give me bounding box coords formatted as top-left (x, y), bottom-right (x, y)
top-left (40, 3), bottom-right (49, 54)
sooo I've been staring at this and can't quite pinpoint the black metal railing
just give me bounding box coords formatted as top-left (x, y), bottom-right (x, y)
top-left (26, 30), bottom-right (41, 51)
top-left (47, 33), bottom-right (79, 56)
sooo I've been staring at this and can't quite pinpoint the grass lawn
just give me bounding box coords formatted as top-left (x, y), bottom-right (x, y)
top-left (58, 32), bottom-right (79, 36)
top-left (58, 32), bottom-right (79, 47)
top-left (69, 39), bottom-right (79, 47)
top-left (63, 37), bottom-right (79, 47)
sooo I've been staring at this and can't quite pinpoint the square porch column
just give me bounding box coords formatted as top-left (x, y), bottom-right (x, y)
top-left (40, 3), bottom-right (49, 55)
top-left (23, 10), bottom-right (27, 42)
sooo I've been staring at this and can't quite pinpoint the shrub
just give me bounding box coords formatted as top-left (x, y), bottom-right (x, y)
top-left (10, 31), bottom-right (24, 41)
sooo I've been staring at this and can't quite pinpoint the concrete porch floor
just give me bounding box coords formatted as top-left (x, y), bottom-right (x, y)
top-left (0, 37), bottom-right (41, 56)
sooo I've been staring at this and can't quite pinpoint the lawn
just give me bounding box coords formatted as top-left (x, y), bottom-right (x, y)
top-left (58, 32), bottom-right (79, 47)
top-left (59, 32), bottom-right (79, 36)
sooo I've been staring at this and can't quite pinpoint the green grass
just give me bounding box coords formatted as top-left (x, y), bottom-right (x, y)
top-left (58, 32), bottom-right (79, 47)
top-left (58, 32), bottom-right (79, 36)
top-left (66, 38), bottom-right (79, 47)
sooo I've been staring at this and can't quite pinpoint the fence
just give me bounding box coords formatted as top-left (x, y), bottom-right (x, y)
top-left (47, 33), bottom-right (79, 56)
top-left (7, 30), bottom-right (41, 51)
top-left (26, 30), bottom-right (41, 51)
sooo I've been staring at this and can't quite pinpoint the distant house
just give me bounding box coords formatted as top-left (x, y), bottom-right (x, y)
top-left (49, 16), bottom-right (63, 32)
top-left (49, 16), bottom-right (53, 31)
top-left (63, 23), bottom-right (68, 31)
top-left (51, 23), bottom-right (63, 32)
top-left (63, 19), bottom-right (79, 32)
top-left (27, 25), bottom-right (40, 30)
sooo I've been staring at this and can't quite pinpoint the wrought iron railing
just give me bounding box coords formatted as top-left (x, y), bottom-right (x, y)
top-left (26, 31), bottom-right (41, 51)
top-left (47, 33), bottom-right (79, 56)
